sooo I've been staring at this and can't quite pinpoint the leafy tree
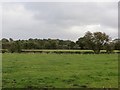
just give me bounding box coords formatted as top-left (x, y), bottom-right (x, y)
top-left (113, 39), bottom-right (120, 50)
top-left (105, 42), bottom-right (114, 53)
top-left (76, 37), bottom-right (86, 49)
top-left (8, 41), bottom-right (21, 53)
top-left (2, 38), bottom-right (9, 43)
top-left (9, 38), bottom-right (13, 42)
top-left (8, 42), bottom-right (16, 53)
top-left (2, 38), bottom-right (10, 49)
top-left (83, 31), bottom-right (95, 50)
top-left (69, 42), bottom-right (76, 49)
top-left (15, 41), bottom-right (22, 53)
top-left (82, 31), bottom-right (110, 53)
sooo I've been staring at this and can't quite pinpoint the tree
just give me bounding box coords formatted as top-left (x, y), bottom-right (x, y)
top-left (83, 31), bottom-right (95, 50)
top-left (105, 42), bottom-right (114, 53)
top-left (48, 39), bottom-right (59, 49)
top-left (9, 38), bottom-right (13, 42)
top-left (76, 37), bottom-right (86, 49)
top-left (8, 42), bottom-right (16, 53)
top-left (8, 41), bottom-right (22, 53)
top-left (113, 39), bottom-right (120, 50)
top-left (69, 42), bottom-right (76, 49)
top-left (82, 31), bottom-right (110, 53)
top-left (2, 38), bottom-right (9, 43)
top-left (15, 41), bottom-right (22, 53)
top-left (2, 38), bottom-right (10, 49)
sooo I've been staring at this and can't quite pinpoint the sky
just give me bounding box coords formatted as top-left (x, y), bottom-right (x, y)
top-left (1, 2), bottom-right (118, 41)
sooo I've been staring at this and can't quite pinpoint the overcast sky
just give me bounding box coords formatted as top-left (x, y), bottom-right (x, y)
top-left (2, 2), bottom-right (118, 41)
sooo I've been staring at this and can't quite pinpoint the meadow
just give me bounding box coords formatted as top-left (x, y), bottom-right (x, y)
top-left (2, 53), bottom-right (118, 88)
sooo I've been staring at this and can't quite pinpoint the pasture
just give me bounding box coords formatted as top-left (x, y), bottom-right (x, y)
top-left (2, 53), bottom-right (118, 88)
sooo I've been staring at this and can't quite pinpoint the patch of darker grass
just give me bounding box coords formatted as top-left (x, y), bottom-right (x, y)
top-left (70, 75), bottom-right (79, 79)
top-left (71, 83), bottom-right (88, 88)
top-left (62, 78), bottom-right (75, 84)
top-left (80, 85), bottom-right (88, 88)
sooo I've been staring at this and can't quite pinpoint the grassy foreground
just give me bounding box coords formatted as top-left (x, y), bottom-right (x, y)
top-left (2, 53), bottom-right (118, 88)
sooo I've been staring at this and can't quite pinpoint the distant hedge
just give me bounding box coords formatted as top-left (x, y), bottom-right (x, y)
top-left (1, 49), bottom-right (120, 54)
top-left (20, 49), bottom-right (120, 54)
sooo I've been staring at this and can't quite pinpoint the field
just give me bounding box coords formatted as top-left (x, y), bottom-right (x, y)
top-left (2, 53), bottom-right (118, 88)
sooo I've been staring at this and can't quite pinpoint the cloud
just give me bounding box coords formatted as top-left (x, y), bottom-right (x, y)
top-left (24, 2), bottom-right (117, 28)
top-left (2, 3), bottom-right (45, 39)
top-left (2, 2), bottom-right (118, 41)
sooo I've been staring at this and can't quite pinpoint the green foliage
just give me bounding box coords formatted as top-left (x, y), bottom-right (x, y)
top-left (1, 49), bottom-right (8, 53)
top-left (1, 31), bottom-right (120, 53)
top-left (8, 41), bottom-right (21, 53)
top-left (1, 38), bottom-right (9, 43)
top-left (2, 53), bottom-right (118, 88)
top-left (113, 39), bottom-right (120, 50)
top-left (76, 37), bottom-right (86, 49)
top-left (105, 42), bottom-right (114, 53)
top-left (77, 31), bottom-right (110, 53)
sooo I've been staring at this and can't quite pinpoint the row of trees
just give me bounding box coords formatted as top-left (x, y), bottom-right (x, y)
top-left (1, 31), bottom-right (120, 53)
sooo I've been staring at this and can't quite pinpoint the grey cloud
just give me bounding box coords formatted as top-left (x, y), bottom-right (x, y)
top-left (24, 2), bottom-right (117, 28)
top-left (2, 2), bottom-right (118, 41)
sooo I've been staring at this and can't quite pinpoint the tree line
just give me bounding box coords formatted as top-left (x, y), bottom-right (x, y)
top-left (1, 31), bottom-right (120, 53)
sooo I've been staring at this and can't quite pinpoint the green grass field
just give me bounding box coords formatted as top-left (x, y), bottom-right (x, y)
top-left (2, 53), bottom-right (118, 88)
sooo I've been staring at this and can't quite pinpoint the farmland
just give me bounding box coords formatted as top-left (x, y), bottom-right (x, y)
top-left (2, 53), bottom-right (118, 88)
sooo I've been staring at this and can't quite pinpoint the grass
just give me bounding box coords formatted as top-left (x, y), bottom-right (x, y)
top-left (2, 53), bottom-right (118, 88)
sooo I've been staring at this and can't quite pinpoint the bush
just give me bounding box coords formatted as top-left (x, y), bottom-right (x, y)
top-left (1, 49), bottom-right (8, 53)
